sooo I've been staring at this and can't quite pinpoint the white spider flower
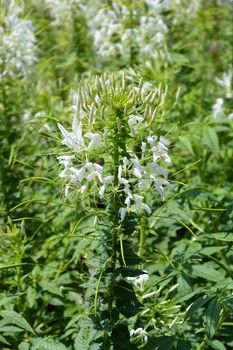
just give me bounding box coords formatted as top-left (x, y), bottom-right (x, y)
top-left (118, 166), bottom-right (132, 198)
top-left (99, 175), bottom-right (114, 198)
top-left (57, 155), bottom-right (74, 169)
top-left (69, 166), bottom-right (86, 183)
top-left (130, 327), bottom-right (148, 343)
top-left (0, 4), bottom-right (37, 80)
top-left (152, 178), bottom-right (169, 198)
top-left (141, 142), bottom-right (147, 153)
top-left (128, 271), bottom-right (149, 290)
top-left (151, 136), bottom-right (171, 163)
top-left (88, 0), bottom-right (168, 63)
top-left (131, 158), bottom-right (144, 178)
top-left (216, 69), bottom-right (232, 98)
top-left (128, 115), bottom-right (144, 137)
top-left (85, 133), bottom-right (102, 151)
top-left (133, 195), bottom-right (152, 215)
top-left (85, 162), bottom-right (103, 183)
top-left (212, 98), bottom-right (224, 119)
top-left (44, 0), bottom-right (81, 27)
top-left (57, 117), bottom-right (102, 152)
top-left (119, 207), bottom-right (127, 222)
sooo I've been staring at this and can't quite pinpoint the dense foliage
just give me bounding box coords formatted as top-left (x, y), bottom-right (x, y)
top-left (0, 0), bottom-right (232, 349)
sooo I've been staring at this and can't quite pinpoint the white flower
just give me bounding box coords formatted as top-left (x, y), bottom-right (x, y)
top-left (119, 207), bottom-right (127, 221)
top-left (133, 195), bottom-right (152, 215)
top-left (130, 327), bottom-right (148, 343)
top-left (128, 271), bottom-right (149, 290)
top-left (0, 4), bottom-right (37, 80)
top-left (85, 162), bottom-right (103, 183)
top-left (128, 115), bottom-right (144, 137)
top-left (57, 155), bottom-right (74, 169)
top-left (57, 117), bottom-right (101, 152)
top-left (141, 142), bottom-right (147, 153)
top-left (44, 0), bottom-right (80, 27)
top-left (69, 166), bottom-right (86, 183)
top-left (131, 158), bottom-right (144, 178)
top-left (216, 69), bottom-right (232, 98)
top-left (151, 136), bottom-right (171, 163)
top-left (152, 178), bottom-right (169, 198)
top-left (85, 133), bottom-right (102, 151)
top-left (118, 166), bottom-right (131, 195)
top-left (147, 162), bottom-right (169, 179)
top-left (212, 98), bottom-right (224, 118)
top-left (99, 175), bottom-right (114, 198)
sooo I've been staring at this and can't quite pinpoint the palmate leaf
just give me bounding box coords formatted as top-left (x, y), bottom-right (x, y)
top-left (0, 310), bottom-right (35, 334)
top-left (204, 298), bottom-right (221, 341)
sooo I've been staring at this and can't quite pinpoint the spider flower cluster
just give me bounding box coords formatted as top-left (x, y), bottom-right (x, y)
top-left (0, 1), bottom-right (37, 80)
top-left (57, 75), bottom-right (171, 221)
top-left (88, 0), bottom-right (169, 62)
top-left (43, 0), bottom-right (81, 27)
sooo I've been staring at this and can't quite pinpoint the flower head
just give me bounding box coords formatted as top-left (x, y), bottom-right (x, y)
top-left (130, 327), bottom-right (148, 343)
top-left (0, 2), bottom-right (37, 80)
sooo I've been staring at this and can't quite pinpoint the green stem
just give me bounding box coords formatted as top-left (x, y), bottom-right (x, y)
top-left (138, 217), bottom-right (146, 258)
top-left (108, 114), bottom-right (121, 321)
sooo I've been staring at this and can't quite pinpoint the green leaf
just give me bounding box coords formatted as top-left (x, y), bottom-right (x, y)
top-left (0, 334), bottom-right (10, 345)
top-left (0, 296), bottom-right (17, 307)
top-left (179, 136), bottom-right (195, 156)
top-left (31, 337), bottom-right (68, 350)
top-left (204, 298), bottom-right (221, 340)
top-left (111, 324), bottom-right (131, 350)
top-left (39, 280), bottom-right (63, 296)
top-left (0, 310), bottom-right (35, 334)
top-left (177, 339), bottom-right (191, 350)
top-left (203, 127), bottom-right (219, 154)
top-left (223, 297), bottom-right (233, 312)
top-left (185, 295), bottom-right (212, 320)
top-left (26, 286), bottom-right (37, 308)
top-left (18, 341), bottom-right (30, 350)
top-left (118, 241), bottom-right (142, 266)
top-left (191, 264), bottom-right (224, 282)
top-left (177, 272), bottom-right (192, 294)
top-left (200, 246), bottom-right (225, 255)
top-left (144, 336), bottom-right (174, 350)
top-left (175, 287), bottom-right (204, 303)
top-left (114, 281), bottom-right (138, 302)
top-left (210, 339), bottom-right (226, 350)
top-left (205, 233), bottom-right (233, 242)
top-left (114, 281), bottom-right (141, 318)
top-left (0, 325), bottom-right (24, 333)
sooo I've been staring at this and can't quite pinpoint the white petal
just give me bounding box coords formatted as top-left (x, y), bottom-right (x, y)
top-left (119, 208), bottom-right (126, 221)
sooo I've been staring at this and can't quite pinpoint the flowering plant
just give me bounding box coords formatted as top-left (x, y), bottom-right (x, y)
top-left (56, 73), bottom-right (171, 347)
